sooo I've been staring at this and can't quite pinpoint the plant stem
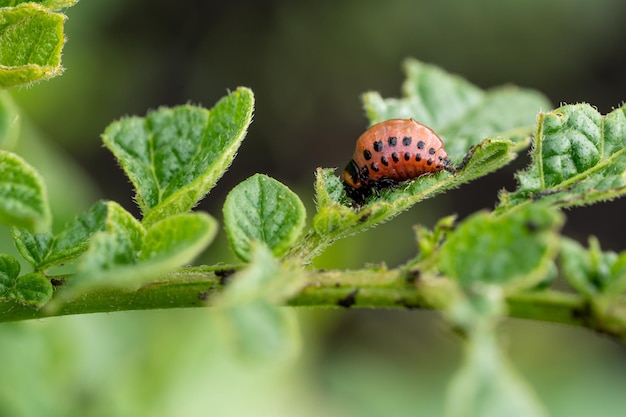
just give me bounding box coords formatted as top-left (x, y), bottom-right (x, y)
top-left (0, 267), bottom-right (619, 341)
top-left (0, 274), bottom-right (221, 322)
top-left (285, 230), bottom-right (330, 264)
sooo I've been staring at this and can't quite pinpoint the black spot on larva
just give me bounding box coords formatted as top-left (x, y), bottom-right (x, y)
top-left (363, 149), bottom-right (372, 160)
top-left (392, 152), bottom-right (399, 163)
top-left (402, 136), bottom-right (412, 146)
top-left (438, 156), bottom-right (443, 160)
top-left (371, 162), bottom-right (380, 172)
top-left (388, 136), bottom-right (397, 146)
top-left (415, 153), bottom-right (422, 162)
top-left (444, 157), bottom-right (451, 164)
top-left (50, 278), bottom-right (66, 287)
top-left (381, 156), bottom-right (389, 166)
top-left (373, 140), bottom-right (383, 152)
top-left (337, 288), bottom-right (359, 308)
top-left (427, 158), bottom-right (434, 166)
top-left (428, 147), bottom-right (436, 155)
top-left (417, 140), bottom-right (425, 149)
top-left (361, 165), bottom-right (369, 177)
top-left (404, 152), bottom-right (411, 161)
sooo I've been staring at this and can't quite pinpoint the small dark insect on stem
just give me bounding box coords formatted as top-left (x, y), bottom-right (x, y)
top-left (214, 268), bottom-right (236, 286)
top-left (337, 288), bottom-right (359, 308)
top-left (405, 269), bottom-right (421, 284)
top-left (50, 278), bottom-right (66, 287)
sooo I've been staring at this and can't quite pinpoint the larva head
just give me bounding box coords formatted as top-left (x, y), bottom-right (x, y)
top-left (342, 159), bottom-right (362, 189)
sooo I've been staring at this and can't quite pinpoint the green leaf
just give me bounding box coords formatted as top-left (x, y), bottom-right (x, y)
top-left (412, 214), bottom-right (456, 266)
top-left (74, 202), bottom-right (144, 281)
top-left (500, 103), bottom-right (626, 209)
top-left (213, 243), bottom-right (303, 361)
top-left (102, 87), bottom-right (254, 226)
top-left (63, 212), bottom-right (216, 299)
top-left (9, 272), bottom-right (52, 307)
top-left (438, 205), bottom-right (563, 293)
top-left (0, 91), bottom-right (20, 150)
top-left (39, 200), bottom-right (109, 268)
top-left (446, 291), bottom-right (548, 417)
top-left (13, 200), bottom-right (109, 270)
top-left (560, 238), bottom-right (602, 298)
top-left (214, 301), bottom-right (300, 363)
top-left (139, 212), bottom-right (218, 270)
top-left (219, 242), bottom-right (305, 305)
top-left (363, 59), bottom-right (551, 162)
top-left (311, 168), bottom-right (362, 237)
top-left (0, 4), bottom-right (66, 88)
top-left (0, 150), bottom-right (51, 232)
top-left (0, 254), bottom-right (52, 307)
top-left (606, 252), bottom-right (626, 297)
top-left (558, 238), bottom-right (626, 339)
top-left (0, 1), bottom-right (79, 10)
top-left (75, 203), bottom-right (142, 270)
top-left (560, 237), bottom-right (626, 299)
top-left (11, 228), bottom-right (53, 267)
top-left (451, 139), bottom-right (519, 184)
top-left (314, 165), bottom-right (345, 208)
top-left (0, 253), bottom-right (20, 294)
top-left (46, 203), bottom-right (142, 306)
top-left (446, 320), bottom-right (548, 417)
top-left (223, 174), bottom-right (306, 262)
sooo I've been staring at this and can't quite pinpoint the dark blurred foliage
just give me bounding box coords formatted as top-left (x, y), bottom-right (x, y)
top-left (5, 2), bottom-right (626, 414)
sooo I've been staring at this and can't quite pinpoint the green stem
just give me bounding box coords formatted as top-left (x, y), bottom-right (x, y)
top-left (286, 230), bottom-right (331, 264)
top-left (0, 267), bottom-right (619, 341)
top-left (0, 273), bottom-right (222, 322)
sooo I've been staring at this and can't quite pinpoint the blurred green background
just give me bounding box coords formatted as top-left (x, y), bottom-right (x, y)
top-left (1, 0), bottom-right (625, 415)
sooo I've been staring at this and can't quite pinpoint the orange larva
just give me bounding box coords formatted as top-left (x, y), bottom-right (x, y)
top-left (343, 118), bottom-right (453, 202)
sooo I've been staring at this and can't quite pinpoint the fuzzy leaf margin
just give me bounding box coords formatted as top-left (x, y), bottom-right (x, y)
top-left (500, 103), bottom-right (626, 209)
top-left (0, 150), bottom-right (51, 232)
top-left (0, 4), bottom-right (67, 88)
top-left (102, 87), bottom-right (254, 226)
